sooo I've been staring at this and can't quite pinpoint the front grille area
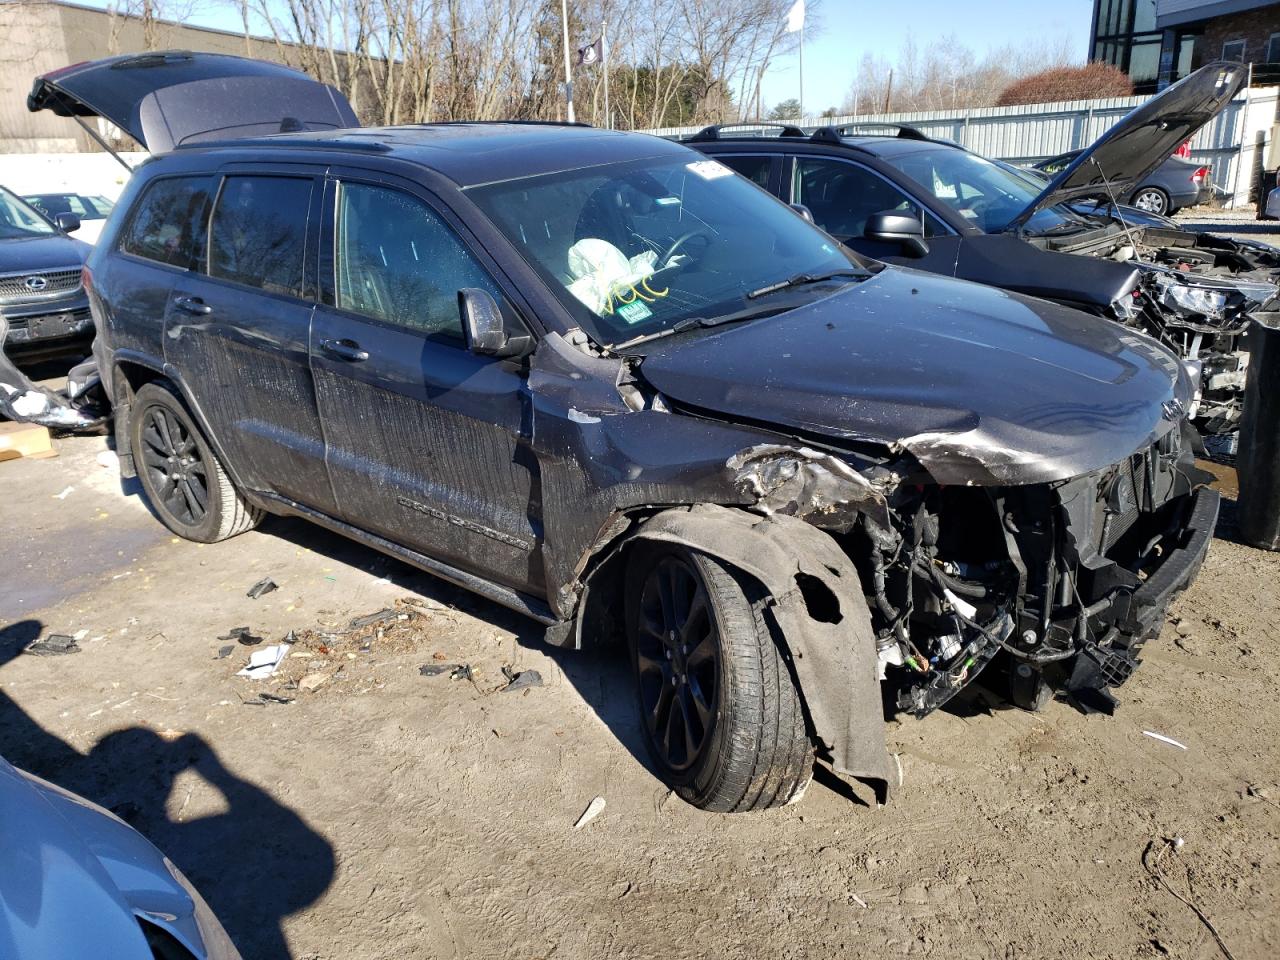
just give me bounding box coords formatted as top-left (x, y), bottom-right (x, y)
top-left (0, 267), bottom-right (83, 303)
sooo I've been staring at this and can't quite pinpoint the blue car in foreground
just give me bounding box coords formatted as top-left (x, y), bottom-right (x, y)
top-left (0, 754), bottom-right (240, 959)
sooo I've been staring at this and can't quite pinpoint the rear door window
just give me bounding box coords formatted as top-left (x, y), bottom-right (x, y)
top-left (333, 181), bottom-right (504, 340)
top-left (208, 176), bottom-right (312, 297)
top-left (792, 157), bottom-right (947, 239)
top-left (718, 155), bottom-right (773, 190)
top-left (120, 176), bottom-right (215, 269)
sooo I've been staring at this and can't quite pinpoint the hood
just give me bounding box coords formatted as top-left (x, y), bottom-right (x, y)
top-left (638, 267), bottom-right (1191, 486)
top-left (0, 233), bottom-right (88, 275)
top-left (28, 51), bottom-right (359, 153)
top-left (0, 756), bottom-right (240, 959)
top-left (0, 757), bottom-right (151, 957)
top-left (1008, 61), bottom-right (1246, 231)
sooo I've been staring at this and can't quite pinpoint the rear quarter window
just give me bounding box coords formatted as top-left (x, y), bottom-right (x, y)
top-left (120, 176), bottom-right (215, 269)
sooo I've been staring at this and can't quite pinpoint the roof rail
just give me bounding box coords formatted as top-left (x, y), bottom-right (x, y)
top-left (816, 122), bottom-right (933, 142)
top-left (685, 122), bottom-right (807, 142)
top-left (409, 119), bottom-right (594, 129)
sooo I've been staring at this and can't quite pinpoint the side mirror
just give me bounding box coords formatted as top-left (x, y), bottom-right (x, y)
top-left (864, 210), bottom-right (928, 257)
top-left (790, 203), bottom-right (815, 223)
top-left (54, 212), bottom-right (81, 233)
top-left (459, 288), bottom-right (533, 359)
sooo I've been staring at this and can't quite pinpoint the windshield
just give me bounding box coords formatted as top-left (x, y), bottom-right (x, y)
top-left (882, 146), bottom-right (1086, 234)
top-left (467, 156), bottom-right (865, 346)
top-left (0, 187), bottom-right (57, 239)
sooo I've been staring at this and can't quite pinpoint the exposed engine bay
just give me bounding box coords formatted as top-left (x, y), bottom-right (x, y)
top-left (736, 421), bottom-right (1219, 720)
top-left (1035, 223), bottom-right (1280, 435)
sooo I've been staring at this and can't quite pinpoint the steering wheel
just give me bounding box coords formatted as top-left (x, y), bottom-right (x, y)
top-left (658, 231), bottom-right (706, 269)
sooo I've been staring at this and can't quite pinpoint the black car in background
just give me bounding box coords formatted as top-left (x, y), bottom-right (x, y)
top-left (0, 184), bottom-right (93, 363)
top-left (689, 62), bottom-right (1279, 435)
top-left (28, 52), bottom-right (1217, 811)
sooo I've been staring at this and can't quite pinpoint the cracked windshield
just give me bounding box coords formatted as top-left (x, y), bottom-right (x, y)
top-left (468, 156), bottom-right (866, 345)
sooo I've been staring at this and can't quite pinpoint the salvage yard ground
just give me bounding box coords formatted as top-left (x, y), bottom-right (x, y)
top-left (2, 210), bottom-right (1278, 959)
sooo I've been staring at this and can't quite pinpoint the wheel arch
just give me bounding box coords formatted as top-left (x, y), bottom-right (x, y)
top-left (574, 502), bottom-right (893, 799)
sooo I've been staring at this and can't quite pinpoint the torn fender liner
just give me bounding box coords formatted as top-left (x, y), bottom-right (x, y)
top-left (632, 504), bottom-right (893, 797)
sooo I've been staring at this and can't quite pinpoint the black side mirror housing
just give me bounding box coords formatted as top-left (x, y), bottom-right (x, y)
top-left (790, 203), bottom-right (815, 223)
top-left (54, 212), bottom-right (81, 233)
top-left (864, 210), bottom-right (928, 257)
top-left (459, 288), bottom-right (533, 359)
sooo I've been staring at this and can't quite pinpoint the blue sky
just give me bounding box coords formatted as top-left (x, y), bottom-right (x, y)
top-left (767, 0), bottom-right (1097, 111)
top-left (76, 0), bottom-right (1097, 115)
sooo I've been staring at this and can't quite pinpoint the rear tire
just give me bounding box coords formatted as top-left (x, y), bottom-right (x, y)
top-left (626, 543), bottom-right (813, 812)
top-left (1130, 187), bottom-right (1170, 216)
top-left (129, 382), bottom-right (261, 543)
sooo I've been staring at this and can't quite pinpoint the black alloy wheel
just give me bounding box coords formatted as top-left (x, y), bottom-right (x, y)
top-left (139, 404), bottom-right (209, 526)
top-left (635, 554), bottom-right (720, 772)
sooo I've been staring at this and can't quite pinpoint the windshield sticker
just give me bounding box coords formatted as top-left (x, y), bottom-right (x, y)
top-left (686, 160), bottom-right (734, 181)
top-left (616, 300), bottom-right (654, 324)
top-left (655, 196), bottom-right (682, 206)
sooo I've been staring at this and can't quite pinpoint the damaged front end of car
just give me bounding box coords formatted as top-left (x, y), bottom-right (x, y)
top-left (724, 417), bottom-right (1218, 723)
top-left (1035, 224), bottom-right (1280, 436)
top-left (1118, 230), bottom-right (1278, 435)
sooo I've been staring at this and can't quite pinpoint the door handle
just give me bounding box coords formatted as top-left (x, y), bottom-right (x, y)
top-left (321, 338), bottom-right (369, 362)
top-left (174, 295), bottom-right (212, 315)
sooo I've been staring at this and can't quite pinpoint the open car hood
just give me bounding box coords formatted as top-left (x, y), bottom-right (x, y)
top-left (1008, 61), bottom-right (1246, 230)
top-left (637, 268), bottom-right (1191, 486)
top-left (27, 51), bottom-right (358, 153)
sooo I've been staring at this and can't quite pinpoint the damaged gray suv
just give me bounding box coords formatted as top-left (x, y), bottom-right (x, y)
top-left (36, 53), bottom-right (1219, 810)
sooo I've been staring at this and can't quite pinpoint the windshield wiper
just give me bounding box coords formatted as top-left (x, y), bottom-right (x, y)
top-left (747, 269), bottom-right (865, 300)
top-left (610, 302), bottom-right (796, 350)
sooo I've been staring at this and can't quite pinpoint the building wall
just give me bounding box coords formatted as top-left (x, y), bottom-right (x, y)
top-left (1197, 3), bottom-right (1280, 64)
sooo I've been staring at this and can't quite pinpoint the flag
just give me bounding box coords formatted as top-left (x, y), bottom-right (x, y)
top-left (785, 0), bottom-right (805, 33)
top-left (577, 37), bottom-right (603, 66)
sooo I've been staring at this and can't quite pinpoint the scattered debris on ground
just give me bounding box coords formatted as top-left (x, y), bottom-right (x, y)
top-left (237, 643), bottom-right (291, 680)
top-left (219, 626), bottom-right (265, 646)
top-left (501, 666), bottom-right (544, 692)
top-left (419, 663), bottom-right (472, 680)
top-left (573, 796), bottom-right (607, 830)
top-left (24, 633), bottom-right (80, 656)
top-left (246, 578), bottom-right (279, 599)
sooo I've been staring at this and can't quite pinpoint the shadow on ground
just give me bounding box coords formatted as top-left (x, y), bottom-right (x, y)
top-left (0, 619), bottom-right (336, 959)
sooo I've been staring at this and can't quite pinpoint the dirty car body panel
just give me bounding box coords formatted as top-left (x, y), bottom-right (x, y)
top-left (52, 53), bottom-right (1218, 807)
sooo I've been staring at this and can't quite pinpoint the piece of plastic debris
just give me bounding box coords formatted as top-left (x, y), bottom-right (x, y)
top-left (298, 673), bottom-right (329, 693)
top-left (420, 663), bottom-right (472, 680)
top-left (219, 626), bottom-right (264, 646)
top-left (246, 578), bottom-right (278, 599)
top-left (241, 692), bottom-right (293, 706)
top-left (500, 666), bottom-right (544, 692)
top-left (236, 643), bottom-right (291, 680)
top-left (1143, 730), bottom-right (1188, 750)
top-left (348, 608), bottom-right (405, 630)
top-left (214, 645), bottom-right (235, 660)
top-left (573, 796), bottom-right (607, 830)
top-left (25, 634), bottom-right (80, 656)
top-left (53, 486), bottom-right (74, 500)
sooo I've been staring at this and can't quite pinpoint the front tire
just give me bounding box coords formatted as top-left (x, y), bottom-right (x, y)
top-left (1130, 187), bottom-right (1170, 215)
top-left (129, 382), bottom-right (261, 543)
top-left (626, 543), bottom-right (813, 812)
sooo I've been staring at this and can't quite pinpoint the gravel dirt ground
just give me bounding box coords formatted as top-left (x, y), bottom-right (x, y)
top-left (2, 211), bottom-right (1277, 960)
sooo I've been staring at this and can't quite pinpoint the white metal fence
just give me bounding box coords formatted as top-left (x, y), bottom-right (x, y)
top-left (643, 86), bottom-right (1280, 208)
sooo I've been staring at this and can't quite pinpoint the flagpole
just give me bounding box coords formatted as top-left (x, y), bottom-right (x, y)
top-left (560, 0), bottom-right (575, 123)
top-left (602, 20), bottom-right (610, 129)
top-left (799, 23), bottom-right (805, 121)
